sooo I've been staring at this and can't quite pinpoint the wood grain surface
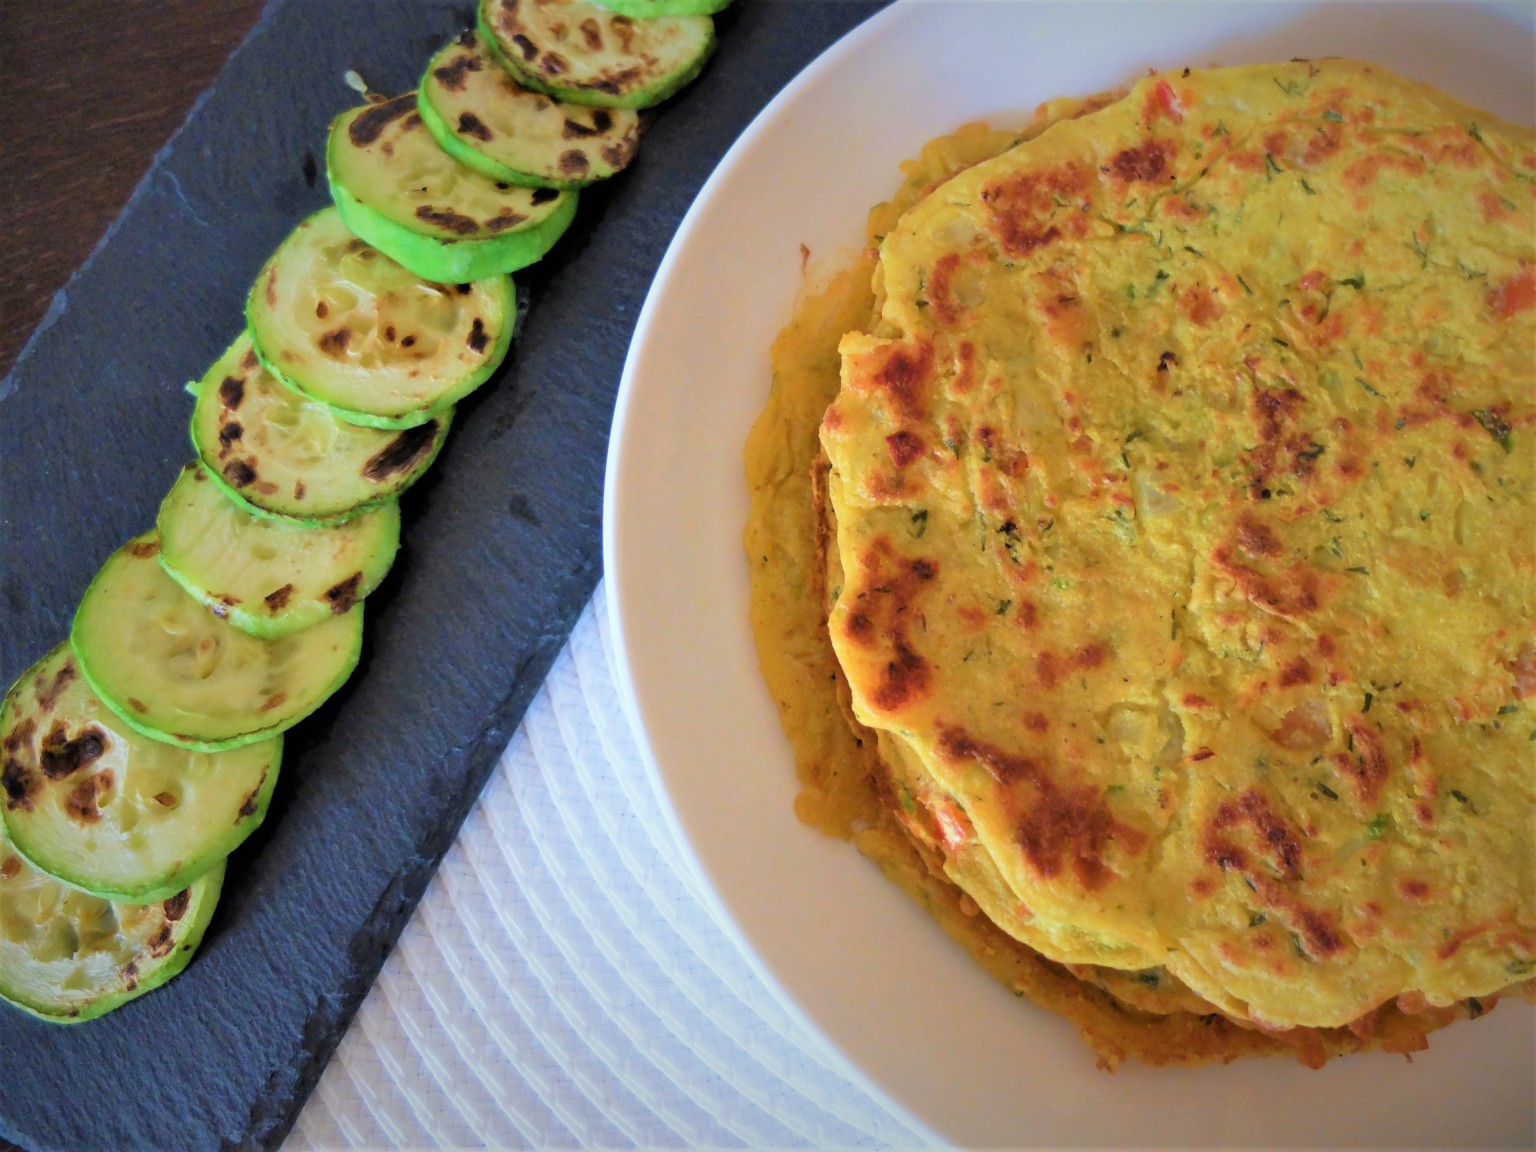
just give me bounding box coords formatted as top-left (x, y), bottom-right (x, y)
top-left (0, 0), bottom-right (267, 379)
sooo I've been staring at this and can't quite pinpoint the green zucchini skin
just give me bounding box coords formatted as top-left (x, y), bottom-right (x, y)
top-left (591, 0), bottom-right (731, 15)
top-left (326, 95), bottom-right (579, 283)
top-left (70, 533), bottom-right (364, 753)
top-left (0, 822), bottom-right (224, 1024)
top-left (0, 643), bottom-right (280, 903)
top-left (418, 32), bottom-right (641, 190)
top-left (157, 463), bottom-right (401, 640)
top-left (247, 207), bottom-right (516, 430)
top-left (478, 0), bottom-right (715, 110)
top-left (190, 332), bottom-right (452, 525)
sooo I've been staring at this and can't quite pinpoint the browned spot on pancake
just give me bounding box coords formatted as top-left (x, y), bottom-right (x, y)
top-left (1488, 267), bottom-right (1535, 319)
top-left (264, 584), bottom-right (294, 611)
top-left (1333, 717), bottom-right (1391, 804)
top-left (363, 421), bottom-right (438, 482)
top-left (0, 856), bottom-right (20, 879)
top-left (264, 268), bottom-right (279, 309)
top-left (347, 94), bottom-right (417, 147)
top-left (1398, 877), bottom-right (1431, 901)
top-left (539, 51), bottom-right (569, 78)
top-left (1108, 138), bottom-right (1175, 183)
top-left (1025, 712), bottom-right (1050, 732)
top-left (873, 640), bottom-right (931, 711)
top-left (559, 150), bottom-right (591, 177)
top-left (293, 480), bottom-right (306, 501)
top-left (218, 375), bottom-right (245, 411)
top-left (600, 142), bottom-right (632, 170)
top-left (127, 698), bottom-right (148, 715)
top-left (126, 539), bottom-right (158, 560)
top-left (936, 724), bottom-right (1146, 889)
top-left (1075, 643), bottom-right (1108, 669)
top-left (926, 252), bottom-right (963, 323)
top-left (219, 422), bottom-right (243, 449)
top-left (1178, 285), bottom-right (1223, 327)
top-left (509, 33), bottom-right (539, 62)
top-left (162, 890), bottom-right (190, 921)
top-left (65, 770), bottom-right (112, 823)
top-left (1278, 658), bottom-right (1313, 687)
top-left (885, 430), bottom-right (923, 468)
top-left (1213, 550), bottom-right (1325, 621)
top-left (415, 205), bottom-right (479, 235)
top-left (1206, 788), bottom-right (1303, 882)
top-left (154, 792), bottom-right (177, 807)
top-left (325, 573), bottom-right (363, 614)
top-left (981, 162), bottom-right (1088, 257)
top-left (457, 111), bottom-right (493, 142)
top-left (258, 693), bottom-right (289, 715)
top-left (844, 540), bottom-right (938, 712)
top-left (1016, 599), bottom-right (1039, 630)
top-left (1036, 650), bottom-right (1061, 690)
top-left (846, 337), bottom-right (935, 422)
top-left (577, 17), bottom-right (603, 50)
top-left (1235, 516), bottom-right (1282, 557)
top-left (39, 723), bottom-right (107, 780)
top-left (1343, 150), bottom-right (1426, 190)
top-left (1302, 120), bottom-right (1344, 165)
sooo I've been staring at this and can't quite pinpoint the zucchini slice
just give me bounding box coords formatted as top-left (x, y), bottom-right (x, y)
top-left (591, 0), bottom-right (731, 15)
top-left (478, 0), bottom-right (714, 110)
top-left (327, 94), bottom-right (578, 283)
top-left (419, 31), bottom-right (641, 189)
top-left (248, 207), bottom-right (515, 429)
top-left (71, 533), bottom-right (363, 752)
top-left (157, 463), bottom-right (400, 639)
top-left (0, 823), bottom-right (223, 1024)
top-left (0, 643), bottom-right (279, 903)
top-left (191, 332), bottom-right (450, 523)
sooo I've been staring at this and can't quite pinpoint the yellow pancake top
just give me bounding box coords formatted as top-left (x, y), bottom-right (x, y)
top-left (821, 59), bottom-right (1536, 1029)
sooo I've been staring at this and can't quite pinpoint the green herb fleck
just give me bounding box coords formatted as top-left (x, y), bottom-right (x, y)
top-left (1316, 782), bottom-right (1339, 801)
top-left (1236, 274), bottom-right (1254, 295)
top-left (1264, 152), bottom-right (1283, 178)
top-left (1356, 377), bottom-right (1382, 398)
top-left (909, 509), bottom-right (928, 538)
top-left (1213, 121), bottom-right (1229, 137)
top-left (1299, 176), bottom-right (1317, 196)
top-left (1472, 408), bottom-right (1513, 452)
top-left (1337, 274), bottom-right (1365, 290)
top-left (1497, 704), bottom-right (1519, 715)
top-left (997, 599), bottom-right (1012, 616)
top-left (1322, 109), bottom-right (1344, 123)
top-left (1468, 122), bottom-right (1484, 142)
top-left (1366, 813), bottom-right (1390, 840)
top-left (1347, 565), bottom-right (1370, 575)
top-left (1249, 912), bottom-right (1268, 927)
top-left (1363, 692), bottom-right (1374, 713)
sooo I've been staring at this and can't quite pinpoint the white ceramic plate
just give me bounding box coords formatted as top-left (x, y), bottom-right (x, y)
top-left (605, 3), bottom-right (1536, 1146)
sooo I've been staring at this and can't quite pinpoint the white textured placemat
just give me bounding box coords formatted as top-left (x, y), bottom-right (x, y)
top-left (283, 584), bottom-right (931, 1149)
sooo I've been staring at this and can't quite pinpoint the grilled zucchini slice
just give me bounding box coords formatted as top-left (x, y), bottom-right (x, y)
top-left (248, 207), bottom-right (515, 429)
top-left (71, 533), bottom-right (363, 752)
top-left (0, 643), bottom-right (279, 903)
top-left (478, 0), bottom-right (714, 110)
top-left (592, 0), bottom-right (731, 14)
top-left (419, 31), bottom-right (641, 189)
top-left (157, 463), bottom-right (400, 639)
top-left (0, 823), bottom-right (223, 1024)
top-left (327, 94), bottom-right (578, 283)
top-left (191, 332), bottom-right (450, 523)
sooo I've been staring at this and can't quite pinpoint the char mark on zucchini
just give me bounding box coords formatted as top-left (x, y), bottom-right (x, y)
top-left (348, 94), bottom-right (418, 148)
top-left (363, 421), bottom-right (439, 481)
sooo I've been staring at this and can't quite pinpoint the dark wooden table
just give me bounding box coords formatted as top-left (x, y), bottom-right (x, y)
top-left (0, 0), bottom-right (268, 380)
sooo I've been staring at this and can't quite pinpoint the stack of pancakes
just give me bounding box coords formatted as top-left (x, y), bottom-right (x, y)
top-left (746, 59), bottom-right (1534, 1067)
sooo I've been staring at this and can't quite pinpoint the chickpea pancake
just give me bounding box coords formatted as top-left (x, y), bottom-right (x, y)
top-left (746, 83), bottom-right (1527, 1066)
top-left (818, 58), bottom-right (1535, 1033)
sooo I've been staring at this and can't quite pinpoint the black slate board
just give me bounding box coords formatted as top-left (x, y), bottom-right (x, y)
top-left (0, 1), bottom-right (884, 1148)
